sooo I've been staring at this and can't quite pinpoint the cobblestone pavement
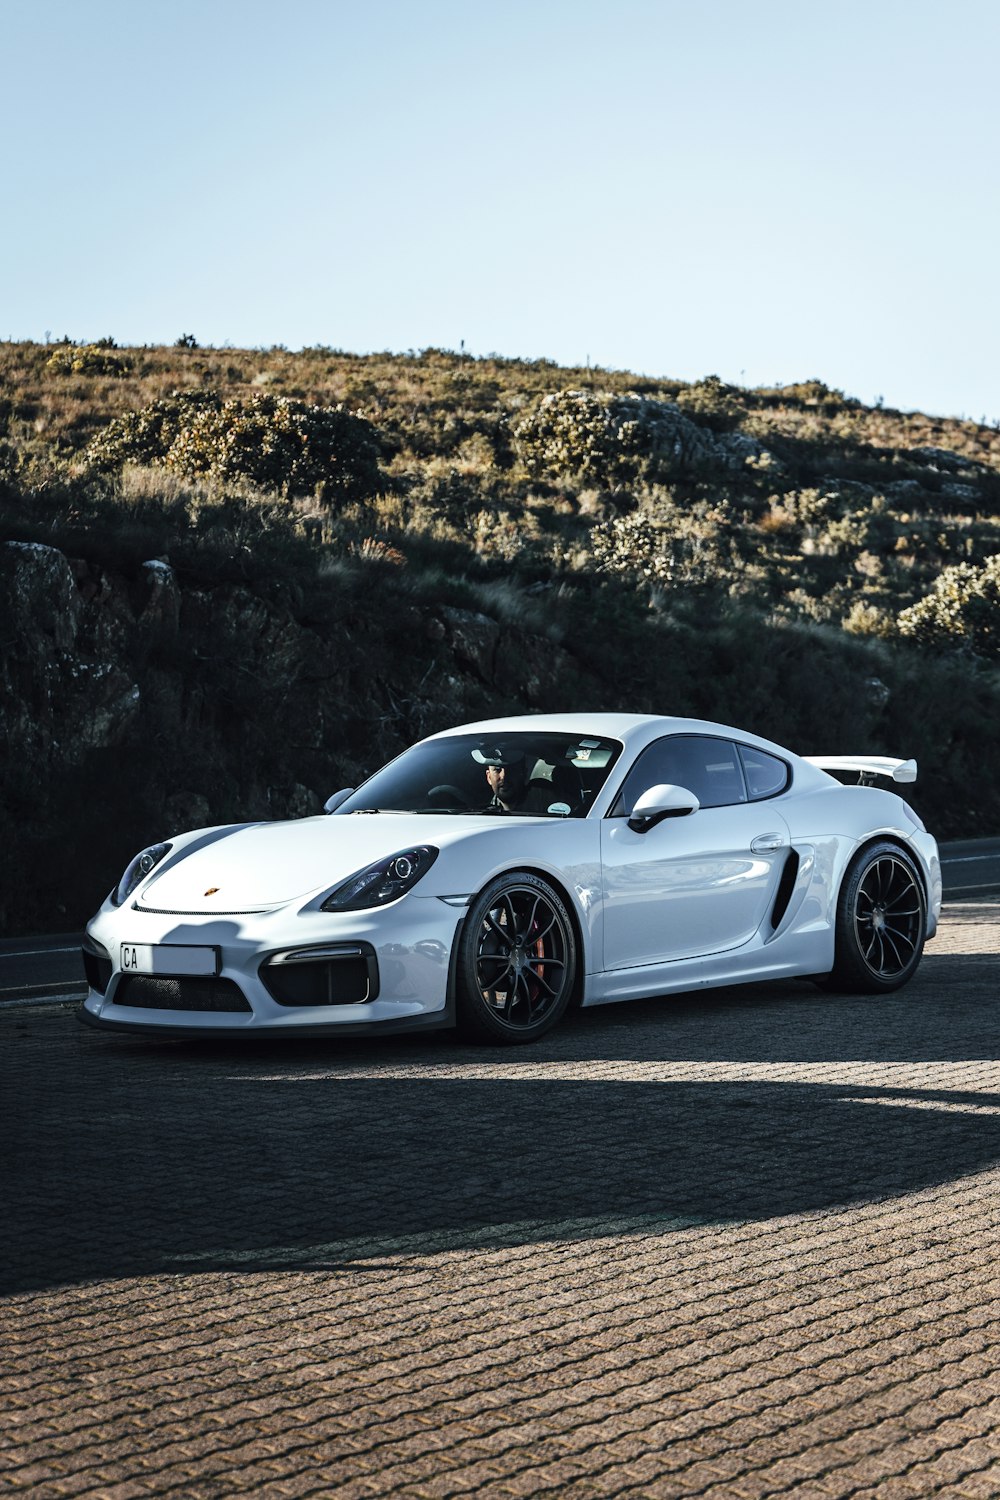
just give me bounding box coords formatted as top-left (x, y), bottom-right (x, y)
top-left (3, 901), bottom-right (1000, 1498)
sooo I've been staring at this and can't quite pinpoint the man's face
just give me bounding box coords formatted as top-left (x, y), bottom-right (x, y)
top-left (485, 765), bottom-right (506, 796)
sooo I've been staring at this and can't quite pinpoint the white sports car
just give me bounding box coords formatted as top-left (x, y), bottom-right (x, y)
top-left (81, 713), bottom-right (942, 1044)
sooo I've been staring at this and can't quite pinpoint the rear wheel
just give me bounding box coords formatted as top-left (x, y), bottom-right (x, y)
top-left (824, 841), bottom-right (926, 993)
top-left (456, 872), bottom-right (576, 1043)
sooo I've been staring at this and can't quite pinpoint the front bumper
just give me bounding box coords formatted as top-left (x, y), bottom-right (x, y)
top-left (80, 894), bottom-right (464, 1036)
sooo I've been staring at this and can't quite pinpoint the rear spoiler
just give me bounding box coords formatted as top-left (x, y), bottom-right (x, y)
top-left (804, 755), bottom-right (917, 785)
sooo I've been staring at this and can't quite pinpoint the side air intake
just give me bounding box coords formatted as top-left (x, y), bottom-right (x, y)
top-left (770, 851), bottom-right (800, 930)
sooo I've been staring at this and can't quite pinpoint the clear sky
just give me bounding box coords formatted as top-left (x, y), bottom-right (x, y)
top-left (3, 0), bottom-right (998, 421)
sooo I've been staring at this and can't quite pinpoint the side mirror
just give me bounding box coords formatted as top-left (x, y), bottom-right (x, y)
top-left (628, 783), bottom-right (700, 832)
top-left (324, 787), bottom-right (354, 815)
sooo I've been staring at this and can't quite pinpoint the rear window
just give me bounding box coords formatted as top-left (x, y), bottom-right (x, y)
top-left (738, 744), bottom-right (790, 801)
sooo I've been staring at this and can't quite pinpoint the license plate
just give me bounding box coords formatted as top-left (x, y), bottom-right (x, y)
top-left (120, 944), bottom-right (219, 977)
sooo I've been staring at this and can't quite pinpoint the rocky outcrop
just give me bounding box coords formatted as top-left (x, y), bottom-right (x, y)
top-left (2, 542), bottom-right (141, 763)
top-left (439, 606), bottom-right (578, 704)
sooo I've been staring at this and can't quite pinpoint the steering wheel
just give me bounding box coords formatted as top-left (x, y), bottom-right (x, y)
top-left (427, 784), bottom-right (471, 809)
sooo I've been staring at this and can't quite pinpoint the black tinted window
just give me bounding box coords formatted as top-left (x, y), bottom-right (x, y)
top-left (738, 744), bottom-right (789, 800)
top-left (337, 732), bottom-right (622, 818)
top-left (611, 735), bottom-right (748, 814)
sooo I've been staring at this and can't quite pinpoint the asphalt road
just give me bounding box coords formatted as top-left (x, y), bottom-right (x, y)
top-left (937, 837), bottom-right (1000, 897)
top-left (2, 898), bottom-right (999, 1497)
top-left (4, 839), bottom-right (999, 1003)
top-left (0, 938), bottom-right (84, 1001)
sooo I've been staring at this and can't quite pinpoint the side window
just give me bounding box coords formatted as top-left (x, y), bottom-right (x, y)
top-left (738, 744), bottom-right (790, 801)
top-left (610, 735), bottom-right (748, 814)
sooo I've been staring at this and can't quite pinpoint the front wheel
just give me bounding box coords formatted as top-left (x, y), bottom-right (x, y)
top-left (456, 872), bottom-right (576, 1044)
top-left (823, 841), bottom-right (927, 993)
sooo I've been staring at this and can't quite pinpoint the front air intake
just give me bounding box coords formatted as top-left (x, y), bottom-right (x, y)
top-left (260, 943), bottom-right (379, 1006)
top-left (82, 943), bottom-right (113, 995)
top-left (115, 975), bottom-right (252, 1012)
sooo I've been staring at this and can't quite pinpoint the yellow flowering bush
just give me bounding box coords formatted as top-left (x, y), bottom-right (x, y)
top-left (46, 343), bottom-right (130, 377)
top-left (897, 554), bottom-right (1000, 656)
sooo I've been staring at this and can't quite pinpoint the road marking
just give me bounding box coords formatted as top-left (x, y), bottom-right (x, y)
top-left (0, 946), bottom-right (80, 958)
top-left (0, 979), bottom-right (85, 996)
top-left (0, 991), bottom-right (84, 1009)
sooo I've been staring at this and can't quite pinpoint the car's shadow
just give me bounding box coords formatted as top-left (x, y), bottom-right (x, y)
top-left (543, 948), bottom-right (1000, 1064)
top-left (3, 947), bottom-right (999, 1295)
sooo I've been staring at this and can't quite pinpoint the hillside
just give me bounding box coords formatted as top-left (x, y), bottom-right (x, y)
top-left (2, 339), bottom-right (999, 934)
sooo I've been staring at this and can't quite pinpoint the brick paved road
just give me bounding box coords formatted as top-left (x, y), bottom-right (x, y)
top-left (2, 902), bottom-right (1000, 1498)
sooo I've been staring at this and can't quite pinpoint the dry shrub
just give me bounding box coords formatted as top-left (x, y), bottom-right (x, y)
top-left (349, 536), bottom-right (407, 567)
top-left (843, 600), bottom-right (893, 637)
top-left (88, 391), bottom-right (384, 506)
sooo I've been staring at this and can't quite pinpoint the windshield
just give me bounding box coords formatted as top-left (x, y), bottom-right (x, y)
top-left (337, 732), bottom-right (623, 818)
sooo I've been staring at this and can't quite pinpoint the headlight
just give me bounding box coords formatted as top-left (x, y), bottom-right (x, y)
top-left (321, 846), bottom-right (438, 911)
top-left (113, 842), bottom-right (172, 906)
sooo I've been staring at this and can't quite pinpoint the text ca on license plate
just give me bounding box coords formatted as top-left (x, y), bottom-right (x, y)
top-left (120, 944), bottom-right (219, 977)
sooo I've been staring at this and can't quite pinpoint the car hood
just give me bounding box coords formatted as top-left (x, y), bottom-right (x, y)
top-left (136, 813), bottom-right (528, 912)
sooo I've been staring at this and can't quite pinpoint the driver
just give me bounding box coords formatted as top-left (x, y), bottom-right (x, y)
top-left (475, 747), bottom-right (553, 814)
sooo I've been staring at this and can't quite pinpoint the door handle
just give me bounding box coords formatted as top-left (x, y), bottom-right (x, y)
top-left (750, 833), bottom-right (786, 853)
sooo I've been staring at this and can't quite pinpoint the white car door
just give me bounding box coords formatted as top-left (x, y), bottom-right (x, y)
top-left (600, 734), bottom-right (792, 970)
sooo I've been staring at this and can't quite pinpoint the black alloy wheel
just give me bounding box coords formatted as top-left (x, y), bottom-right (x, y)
top-left (824, 840), bottom-right (926, 993)
top-left (457, 871), bottom-right (576, 1043)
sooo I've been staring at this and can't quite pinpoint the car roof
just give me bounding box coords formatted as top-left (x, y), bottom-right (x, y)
top-left (428, 712), bottom-right (664, 741)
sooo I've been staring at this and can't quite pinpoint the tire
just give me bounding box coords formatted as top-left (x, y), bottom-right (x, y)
top-left (456, 871), bottom-right (577, 1044)
top-left (823, 840), bottom-right (927, 994)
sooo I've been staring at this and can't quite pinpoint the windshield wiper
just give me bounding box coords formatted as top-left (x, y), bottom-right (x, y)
top-left (405, 807), bottom-right (474, 815)
top-left (352, 808), bottom-right (415, 815)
